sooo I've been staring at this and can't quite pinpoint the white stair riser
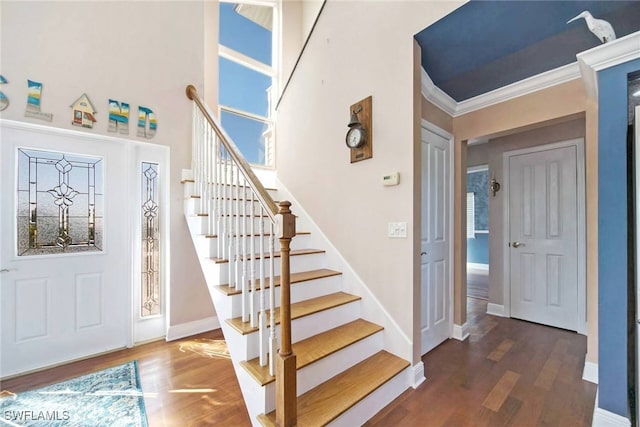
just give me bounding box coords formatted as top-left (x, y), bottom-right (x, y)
top-left (265, 331), bottom-right (384, 412)
top-left (327, 367), bottom-right (411, 427)
top-left (242, 300), bottom-right (361, 361)
top-left (213, 252), bottom-right (327, 283)
top-left (187, 215), bottom-right (275, 237)
top-left (296, 332), bottom-right (383, 396)
top-left (194, 233), bottom-right (312, 259)
top-left (262, 331), bottom-right (385, 413)
top-left (223, 275), bottom-right (342, 318)
top-left (185, 197), bottom-right (279, 217)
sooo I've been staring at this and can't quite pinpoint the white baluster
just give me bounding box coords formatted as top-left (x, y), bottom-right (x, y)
top-left (227, 158), bottom-right (234, 288)
top-left (234, 169), bottom-right (241, 290)
top-left (203, 123), bottom-right (209, 220)
top-left (250, 192), bottom-right (257, 328)
top-left (242, 185), bottom-right (249, 323)
top-left (215, 136), bottom-right (222, 257)
top-left (222, 149), bottom-right (228, 261)
top-left (208, 127), bottom-right (215, 237)
top-left (269, 221), bottom-right (277, 376)
top-left (259, 207), bottom-right (267, 366)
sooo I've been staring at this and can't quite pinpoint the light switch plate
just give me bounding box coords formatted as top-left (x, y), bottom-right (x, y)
top-left (388, 222), bottom-right (407, 238)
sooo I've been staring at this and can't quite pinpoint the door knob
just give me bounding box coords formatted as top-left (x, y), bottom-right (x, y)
top-left (511, 242), bottom-right (522, 248)
top-left (420, 252), bottom-right (427, 256)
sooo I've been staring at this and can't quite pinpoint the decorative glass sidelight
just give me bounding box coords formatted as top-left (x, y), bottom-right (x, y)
top-left (141, 162), bottom-right (160, 317)
top-left (17, 148), bottom-right (103, 256)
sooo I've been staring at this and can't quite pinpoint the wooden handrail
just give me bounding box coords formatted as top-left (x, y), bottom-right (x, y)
top-left (185, 85), bottom-right (278, 221)
top-left (187, 84), bottom-right (297, 425)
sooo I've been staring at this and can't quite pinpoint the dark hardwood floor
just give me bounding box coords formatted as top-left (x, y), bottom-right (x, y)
top-left (364, 298), bottom-right (597, 426)
top-left (0, 330), bottom-right (252, 427)
top-left (467, 267), bottom-right (489, 300)
top-left (1, 298), bottom-right (597, 426)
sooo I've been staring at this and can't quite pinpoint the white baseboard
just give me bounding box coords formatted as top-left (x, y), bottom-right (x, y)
top-left (467, 262), bottom-right (489, 271)
top-left (487, 303), bottom-right (506, 317)
top-left (452, 322), bottom-right (469, 341)
top-left (593, 408), bottom-right (631, 426)
top-left (582, 361), bottom-right (598, 384)
top-left (411, 361), bottom-right (426, 388)
top-left (166, 316), bottom-right (220, 341)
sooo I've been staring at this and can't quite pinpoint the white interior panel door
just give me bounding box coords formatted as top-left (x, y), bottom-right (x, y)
top-left (0, 122), bottom-right (130, 377)
top-left (508, 144), bottom-right (578, 331)
top-left (421, 125), bottom-right (451, 355)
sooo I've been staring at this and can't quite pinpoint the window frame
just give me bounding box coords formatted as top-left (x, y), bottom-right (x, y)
top-left (218, 0), bottom-right (279, 168)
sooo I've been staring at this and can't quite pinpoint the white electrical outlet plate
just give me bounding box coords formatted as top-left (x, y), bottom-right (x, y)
top-left (388, 222), bottom-right (407, 238)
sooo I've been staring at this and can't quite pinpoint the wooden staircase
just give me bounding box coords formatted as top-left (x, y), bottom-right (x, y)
top-left (183, 181), bottom-right (410, 426)
top-left (184, 86), bottom-right (411, 426)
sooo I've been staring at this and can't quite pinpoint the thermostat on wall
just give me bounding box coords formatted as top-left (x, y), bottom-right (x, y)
top-left (382, 172), bottom-right (400, 186)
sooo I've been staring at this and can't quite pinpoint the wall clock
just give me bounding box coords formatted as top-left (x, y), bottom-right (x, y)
top-left (346, 96), bottom-right (372, 163)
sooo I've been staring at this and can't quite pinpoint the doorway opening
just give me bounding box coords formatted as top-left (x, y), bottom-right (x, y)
top-left (466, 164), bottom-right (490, 302)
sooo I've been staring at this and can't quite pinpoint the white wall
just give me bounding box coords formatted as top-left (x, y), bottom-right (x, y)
top-left (276, 0), bottom-right (464, 357)
top-left (0, 1), bottom-right (213, 328)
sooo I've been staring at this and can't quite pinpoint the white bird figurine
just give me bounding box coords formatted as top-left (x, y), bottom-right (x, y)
top-left (567, 11), bottom-right (616, 44)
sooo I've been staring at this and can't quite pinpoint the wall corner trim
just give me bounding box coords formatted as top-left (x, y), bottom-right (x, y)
top-left (452, 322), bottom-right (469, 341)
top-left (486, 303), bottom-right (506, 317)
top-left (576, 31), bottom-right (640, 100)
top-left (593, 408), bottom-right (631, 427)
top-left (583, 361), bottom-right (599, 384)
top-left (166, 316), bottom-right (220, 341)
top-left (411, 362), bottom-right (426, 389)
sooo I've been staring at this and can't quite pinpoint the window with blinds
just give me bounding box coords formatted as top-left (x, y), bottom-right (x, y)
top-left (467, 192), bottom-right (475, 239)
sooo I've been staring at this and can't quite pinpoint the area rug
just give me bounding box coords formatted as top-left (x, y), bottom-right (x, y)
top-left (0, 361), bottom-right (148, 427)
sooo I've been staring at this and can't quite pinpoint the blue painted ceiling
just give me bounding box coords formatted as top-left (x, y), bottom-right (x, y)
top-left (415, 1), bottom-right (640, 102)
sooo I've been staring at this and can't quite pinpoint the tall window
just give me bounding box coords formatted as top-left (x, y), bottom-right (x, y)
top-left (219, 1), bottom-right (276, 167)
top-left (141, 162), bottom-right (160, 317)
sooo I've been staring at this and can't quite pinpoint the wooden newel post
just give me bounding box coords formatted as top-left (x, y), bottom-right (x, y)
top-left (276, 201), bottom-right (297, 427)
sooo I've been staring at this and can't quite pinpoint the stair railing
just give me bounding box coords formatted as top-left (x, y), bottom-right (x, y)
top-left (186, 85), bottom-right (297, 427)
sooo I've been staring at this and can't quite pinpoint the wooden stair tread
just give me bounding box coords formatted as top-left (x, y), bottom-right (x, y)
top-left (226, 292), bottom-right (361, 335)
top-left (241, 319), bottom-right (383, 386)
top-left (211, 248), bottom-right (325, 264)
top-left (215, 269), bottom-right (342, 296)
top-left (258, 351), bottom-right (409, 427)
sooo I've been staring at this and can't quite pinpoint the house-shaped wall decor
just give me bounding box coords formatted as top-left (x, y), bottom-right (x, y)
top-left (0, 75), bottom-right (8, 111)
top-left (70, 93), bottom-right (97, 129)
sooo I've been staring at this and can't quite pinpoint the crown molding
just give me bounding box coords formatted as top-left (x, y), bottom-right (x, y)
top-left (420, 68), bottom-right (457, 116)
top-left (576, 31), bottom-right (640, 100)
top-left (422, 62), bottom-right (581, 117)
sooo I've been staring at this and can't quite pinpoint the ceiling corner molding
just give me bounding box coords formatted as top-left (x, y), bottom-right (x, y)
top-left (576, 31), bottom-right (640, 100)
top-left (422, 62), bottom-right (581, 118)
top-left (455, 63), bottom-right (581, 116)
top-left (421, 68), bottom-right (457, 116)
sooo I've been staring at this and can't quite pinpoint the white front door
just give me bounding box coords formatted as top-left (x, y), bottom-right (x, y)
top-left (421, 124), bottom-right (452, 355)
top-left (0, 122), bottom-right (130, 377)
top-left (507, 142), bottom-right (579, 331)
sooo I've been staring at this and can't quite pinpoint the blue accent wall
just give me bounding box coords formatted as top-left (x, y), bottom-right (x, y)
top-left (598, 58), bottom-right (640, 418)
top-left (467, 233), bottom-right (489, 265)
top-left (467, 169), bottom-right (489, 265)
